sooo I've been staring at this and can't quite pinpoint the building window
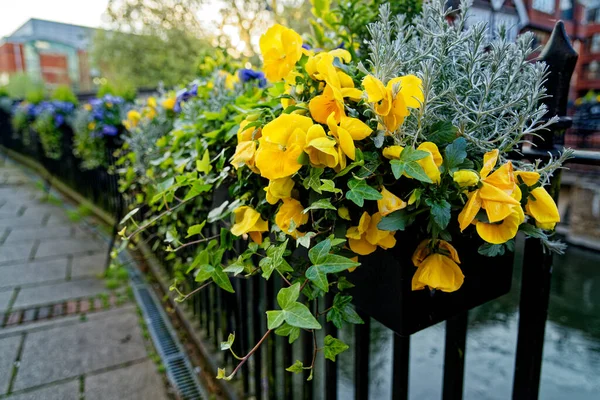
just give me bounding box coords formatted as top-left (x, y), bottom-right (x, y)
top-left (591, 34), bottom-right (600, 53)
top-left (533, 0), bottom-right (555, 14)
top-left (585, 61), bottom-right (600, 80)
top-left (585, 7), bottom-right (600, 24)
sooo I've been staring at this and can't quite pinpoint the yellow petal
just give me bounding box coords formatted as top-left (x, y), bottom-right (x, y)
top-left (365, 212), bottom-right (389, 245)
top-left (398, 75), bottom-right (424, 108)
top-left (383, 145), bottom-right (404, 160)
top-left (525, 187), bottom-right (560, 230)
top-left (483, 162), bottom-right (515, 192)
top-left (248, 231), bottom-right (263, 244)
top-left (377, 232), bottom-right (396, 249)
top-left (255, 140), bottom-right (304, 180)
top-left (476, 206), bottom-right (524, 244)
top-left (411, 240), bottom-right (431, 267)
top-left (417, 142), bottom-right (443, 167)
top-left (377, 187), bottom-right (406, 216)
top-left (231, 141), bottom-right (256, 169)
top-left (328, 48), bottom-right (352, 63)
top-left (339, 117), bottom-right (372, 140)
top-left (458, 191), bottom-right (482, 231)
top-left (515, 171), bottom-right (541, 186)
top-left (437, 240), bottom-right (461, 264)
top-left (479, 182), bottom-right (521, 205)
top-left (348, 238), bottom-right (378, 255)
top-left (276, 198), bottom-right (309, 235)
top-left (261, 114), bottom-right (313, 147)
top-left (357, 212), bottom-right (371, 234)
top-left (412, 265), bottom-right (427, 291)
top-left (412, 254), bottom-right (464, 293)
top-left (309, 89), bottom-right (344, 124)
top-left (338, 206), bottom-right (351, 221)
top-left (337, 127), bottom-right (356, 160)
top-left (231, 206), bottom-right (261, 236)
top-left (453, 170), bottom-right (480, 187)
top-left (482, 200), bottom-right (514, 223)
top-left (480, 149), bottom-right (499, 178)
top-left (362, 75), bottom-right (386, 103)
top-left (346, 226), bottom-right (362, 240)
top-left (264, 177), bottom-right (295, 205)
top-left (418, 154), bottom-right (441, 184)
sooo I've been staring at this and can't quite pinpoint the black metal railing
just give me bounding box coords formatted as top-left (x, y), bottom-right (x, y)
top-left (1, 21), bottom-right (599, 400)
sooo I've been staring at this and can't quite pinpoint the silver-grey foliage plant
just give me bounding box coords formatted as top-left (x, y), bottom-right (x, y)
top-left (363, 0), bottom-right (559, 159)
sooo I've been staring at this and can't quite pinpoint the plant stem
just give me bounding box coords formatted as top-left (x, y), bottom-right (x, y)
top-left (228, 329), bottom-right (272, 378)
top-left (173, 235), bottom-right (219, 252)
top-left (126, 197), bottom-right (194, 240)
top-left (180, 281), bottom-right (212, 301)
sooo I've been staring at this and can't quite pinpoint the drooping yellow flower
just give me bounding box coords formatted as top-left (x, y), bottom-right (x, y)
top-left (275, 198), bottom-right (309, 237)
top-left (265, 177), bottom-right (295, 205)
top-left (476, 206), bottom-right (525, 244)
top-left (362, 74), bottom-right (424, 132)
top-left (237, 119), bottom-right (261, 142)
top-left (255, 114), bottom-right (313, 180)
top-left (303, 124), bottom-right (339, 168)
top-left (162, 97), bottom-right (176, 110)
top-left (326, 113), bottom-right (372, 161)
top-left (457, 149), bottom-right (521, 233)
top-left (305, 49), bottom-right (354, 88)
top-left (453, 170), bottom-right (479, 188)
top-left (411, 240), bottom-right (464, 292)
top-left (309, 84), bottom-right (362, 124)
top-left (346, 212), bottom-right (396, 255)
top-left (382, 142), bottom-right (443, 183)
top-left (259, 24), bottom-right (303, 82)
top-left (231, 206), bottom-right (269, 244)
top-left (514, 171), bottom-right (560, 230)
top-left (377, 187), bottom-right (406, 216)
top-left (231, 141), bottom-right (258, 171)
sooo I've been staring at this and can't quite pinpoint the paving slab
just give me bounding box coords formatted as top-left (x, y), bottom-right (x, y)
top-left (0, 258), bottom-right (67, 290)
top-left (2, 225), bottom-right (74, 243)
top-left (12, 279), bottom-right (106, 310)
top-left (85, 359), bottom-right (167, 400)
top-left (0, 289), bottom-right (15, 312)
top-left (0, 335), bottom-right (21, 394)
top-left (71, 253), bottom-right (106, 279)
top-left (0, 243), bottom-right (34, 265)
top-left (13, 309), bottom-right (147, 390)
top-left (4, 380), bottom-right (79, 400)
top-left (34, 238), bottom-right (105, 259)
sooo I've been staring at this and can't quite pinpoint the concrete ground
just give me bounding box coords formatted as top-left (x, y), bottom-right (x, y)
top-left (0, 160), bottom-right (169, 399)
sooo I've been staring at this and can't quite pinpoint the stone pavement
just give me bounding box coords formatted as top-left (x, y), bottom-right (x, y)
top-left (0, 159), bottom-right (169, 399)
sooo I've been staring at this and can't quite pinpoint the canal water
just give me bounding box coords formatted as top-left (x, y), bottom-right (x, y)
top-left (333, 237), bottom-right (600, 399)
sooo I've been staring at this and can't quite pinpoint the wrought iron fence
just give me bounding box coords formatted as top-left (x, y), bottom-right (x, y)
top-left (1, 21), bottom-right (600, 400)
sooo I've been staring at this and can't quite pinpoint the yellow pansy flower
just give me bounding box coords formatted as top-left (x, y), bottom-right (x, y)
top-left (259, 24), bottom-right (303, 82)
top-left (411, 240), bottom-right (464, 292)
top-left (231, 206), bottom-right (269, 244)
top-left (231, 141), bottom-right (258, 172)
top-left (303, 124), bottom-right (339, 168)
top-left (147, 97), bottom-right (157, 108)
top-left (346, 212), bottom-right (396, 256)
top-left (265, 177), bottom-right (295, 204)
top-left (162, 97), bottom-right (176, 110)
top-left (382, 142), bottom-right (443, 183)
top-left (305, 49), bottom-right (354, 88)
top-left (326, 113), bottom-right (372, 161)
top-left (237, 119), bottom-right (261, 143)
top-left (309, 84), bottom-right (362, 124)
top-left (255, 114), bottom-right (313, 180)
top-left (362, 74), bottom-right (424, 132)
top-left (275, 198), bottom-right (309, 237)
top-left (83, 103), bottom-right (92, 111)
top-left (123, 110), bottom-right (142, 131)
top-left (87, 121), bottom-right (96, 130)
top-left (514, 171), bottom-right (560, 230)
top-left (476, 205), bottom-right (525, 244)
top-left (457, 149), bottom-right (521, 234)
top-left (377, 187), bottom-right (406, 216)
top-left (453, 170), bottom-right (479, 187)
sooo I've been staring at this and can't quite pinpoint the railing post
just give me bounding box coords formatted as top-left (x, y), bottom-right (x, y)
top-left (512, 21), bottom-right (578, 400)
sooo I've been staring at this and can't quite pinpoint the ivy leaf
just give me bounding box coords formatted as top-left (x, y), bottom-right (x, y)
top-left (334, 149), bottom-right (364, 178)
top-left (194, 264), bottom-right (214, 283)
top-left (399, 147), bottom-right (430, 162)
top-left (266, 310), bottom-right (286, 330)
top-left (186, 221), bottom-right (206, 238)
top-left (222, 261), bottom-right (245, 275)
top-left (220, 333), bottom-right (235, 350)
top-left (286, 360), bottom-right (305, 374)
top-left (327, 294), bottom-right (364, 329)
top-left (390, 159), bottom-right (405, 179)
top-left (478, 242), bottom-right (506, 257)
top-left (296, 232), bottom-right (317, 248)
top-left (428, 121), bottom-right (458, 146)
top-left (345, 178), bottom-right (382, 207)
top-left (426, 198), bottom-right (451, 230)
top-left (403, 161), bottom-right (433, 183)
top-left (308, 239), bottom-right (331, 264)
top-left (196, 149), bottom-right (213, 174)
top-left (119, 207), bottom-right (140, 224)
top-left (303, 167), bottom-right (324, 192)
top-left (212, 265), bottom-right (234, 293)
top-left (314, 254), bottom-right (360, 274)
top-left (378, 210), bottom-right (408, 231)
top-left (305, 265), bottom-right (329, 292)
top-left (183, 181), bottom-right (212, 201)
top-left (337, 276), bottom-right (355, 290)
top-left (444, 137), bottom-right (467, 173)
top-left (318, 179), bottom-right (342, 194)
top-left (216, 368), bottom-right (228, 380)
top-left (284, 303), bottom-right (321, 329)
top-left (324, 335), bottom-right (349, 361)
top-left (275, 323), bottom-right (300, 344)
top-left (303, 198), bottom-right (337, 214)
top-left (277, 283), bottom-right (301, 309)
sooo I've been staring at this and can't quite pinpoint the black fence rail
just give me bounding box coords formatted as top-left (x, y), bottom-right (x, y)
top-left (1, 21), bottom-right (600, 400)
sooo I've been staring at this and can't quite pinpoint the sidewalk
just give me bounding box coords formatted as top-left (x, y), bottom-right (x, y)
top-left (0, 160), bottom-right (169, 400)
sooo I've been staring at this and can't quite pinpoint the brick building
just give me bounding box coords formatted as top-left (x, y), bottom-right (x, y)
top-left (0, 19), bottom-right (96, 92)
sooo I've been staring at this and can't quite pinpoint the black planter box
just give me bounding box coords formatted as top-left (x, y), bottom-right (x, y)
top-left (348, 230), bottom-right (514, 337)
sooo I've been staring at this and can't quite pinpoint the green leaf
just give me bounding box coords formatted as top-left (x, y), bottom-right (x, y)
top-left (119, 207), bottom-right (140, 224)
top-left (195, 264), bottom-right (214, 283)
top-left (404, 161), bottom-right (433, 183)
top-left (223, 261), bottom-right (245, 275)
top-left (314, 254), bottom-right (360, 274)
top-left (220, 333), bottom-right (235, 350)
top-left (216, 368), bottom-right (227, 380)
top-left (426, 198), bottom-right (451, 230)
top-left (303, 198), bottom-right (337, 214)
top-left (345, 178), bottom-right (382, 207)
top-left (478, 242), bottom-right (506, 257)
top-left (428, 121), bottom-right (458, 146)
top-left (186, 221), bottom-right (206, 238)
top-left (183, 181), bottom-right (212, 201)
top-left (308, 239), bottom-right (331, 264)
top-left (390, 159), bottom-right (405, 180)
top-left (378, 209), bottom-right (408, 231)
top-left (327, 294), bottom-right (364, 328)
top-left (212, 265), bottom-right (234, 293)
top-left (286, 360), bottom-right (305, 374)
top-left (400, 147), bottom-right (430, 162)
top-left (444, 137), bottom-right (467, 172)
top-left (324, 335), bottom-right (349, 361)
top-left (296, 232), bottom-right (317, 248)
top-left (275, 323), bottom-right (300, 344)
top-left (303, 167), bottom-right (324, 192)
top-left (318, 179), bottom-right (342, 194)
top-left (305, 265), bottom-right (329, 292)
top-left (337, 276), bottom-right (355, 290)
top-left (196, 149), bottom-right (213, 174)
top-left (284, 303), bottom-right (321, 329)
top-left (266, 310), bottom-right (286, 330)
top-left (277, 283), bottom-right (301, 309)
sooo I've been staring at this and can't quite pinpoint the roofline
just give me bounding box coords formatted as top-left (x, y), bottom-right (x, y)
top-left (9, 17), bottom-right (98, 37)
